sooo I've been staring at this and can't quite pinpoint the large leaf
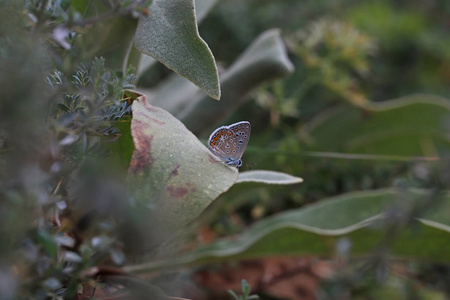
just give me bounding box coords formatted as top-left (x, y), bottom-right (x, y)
top-left (127, 92), bottom-right (237, 234)
top-left (136, 0), bottom-right (219, 76)
top-left (124, 189), bottom-right (450, 273)
top-left (134, 0), bottom-right (220, 99)
top-left (302, 94), bottom-right (450, 156)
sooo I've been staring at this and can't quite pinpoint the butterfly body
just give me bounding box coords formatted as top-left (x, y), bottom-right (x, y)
top-left (208, 121), bottom-right (251, 168)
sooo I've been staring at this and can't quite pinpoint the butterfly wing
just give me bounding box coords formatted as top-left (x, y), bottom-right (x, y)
top-left (227, 121), bottom-right (251, 160)
top-left (208, 126), bottom-right (231, 161)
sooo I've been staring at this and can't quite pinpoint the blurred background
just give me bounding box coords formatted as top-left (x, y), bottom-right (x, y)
top-left (170, 0), bottom-right (450, 299)
top-left (185, 0), bottom-right (450, 222)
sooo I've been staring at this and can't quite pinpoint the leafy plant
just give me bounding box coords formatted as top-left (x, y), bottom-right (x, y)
top-left (228, 279), bottom-right (259, 300)
top-left (1, 0), bottom-right (449, 299)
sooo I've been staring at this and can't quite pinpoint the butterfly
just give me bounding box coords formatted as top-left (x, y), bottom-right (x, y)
top-left (208, 121), bottom-right (251, 168)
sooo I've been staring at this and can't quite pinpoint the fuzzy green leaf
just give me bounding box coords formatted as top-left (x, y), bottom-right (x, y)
top-left (134, 0), bottom-right (220, 99)
top-left (127, 92), bottom-right (237, 234)
top-left (136, 0), bottom-right (219, 76)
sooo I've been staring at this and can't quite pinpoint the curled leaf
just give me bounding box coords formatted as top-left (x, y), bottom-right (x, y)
top-left (127, 92), bottom-right (238, 233)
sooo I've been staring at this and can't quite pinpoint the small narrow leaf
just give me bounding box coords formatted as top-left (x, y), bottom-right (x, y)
top-left (54, 235), bottom-right (75, 247)
top-left (237, 170), bottom-right (303, 185)
top-left (63, 251), bottom-right (83, 263)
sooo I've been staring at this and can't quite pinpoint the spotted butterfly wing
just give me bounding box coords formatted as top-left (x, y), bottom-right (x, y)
top-left (208, 121), bottom-right (251, 167)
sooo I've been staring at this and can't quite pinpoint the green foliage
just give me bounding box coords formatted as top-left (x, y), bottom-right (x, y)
top-left (346, 0), bottom-right (450, 97)
top-left (134, 0), bottom-right (220, 99)
top-left (1, 0), bottom-right (450, 299)
top-left (48, 57), bottom-right (135, 140)
top-left (304, 95), bottom-right (450, 156)
top-left (348, 1), bottom-right (430, 49)
top-left (124, 189), bottom-right (450, 273)
top-left (286, 18), bottom-right (377, 107)
top-left (0, 53), bottom-right (135, 298)
top-left (0, 4), bottom-right (135, 295)
top-left (228, 279), bottom-right (259, 300)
